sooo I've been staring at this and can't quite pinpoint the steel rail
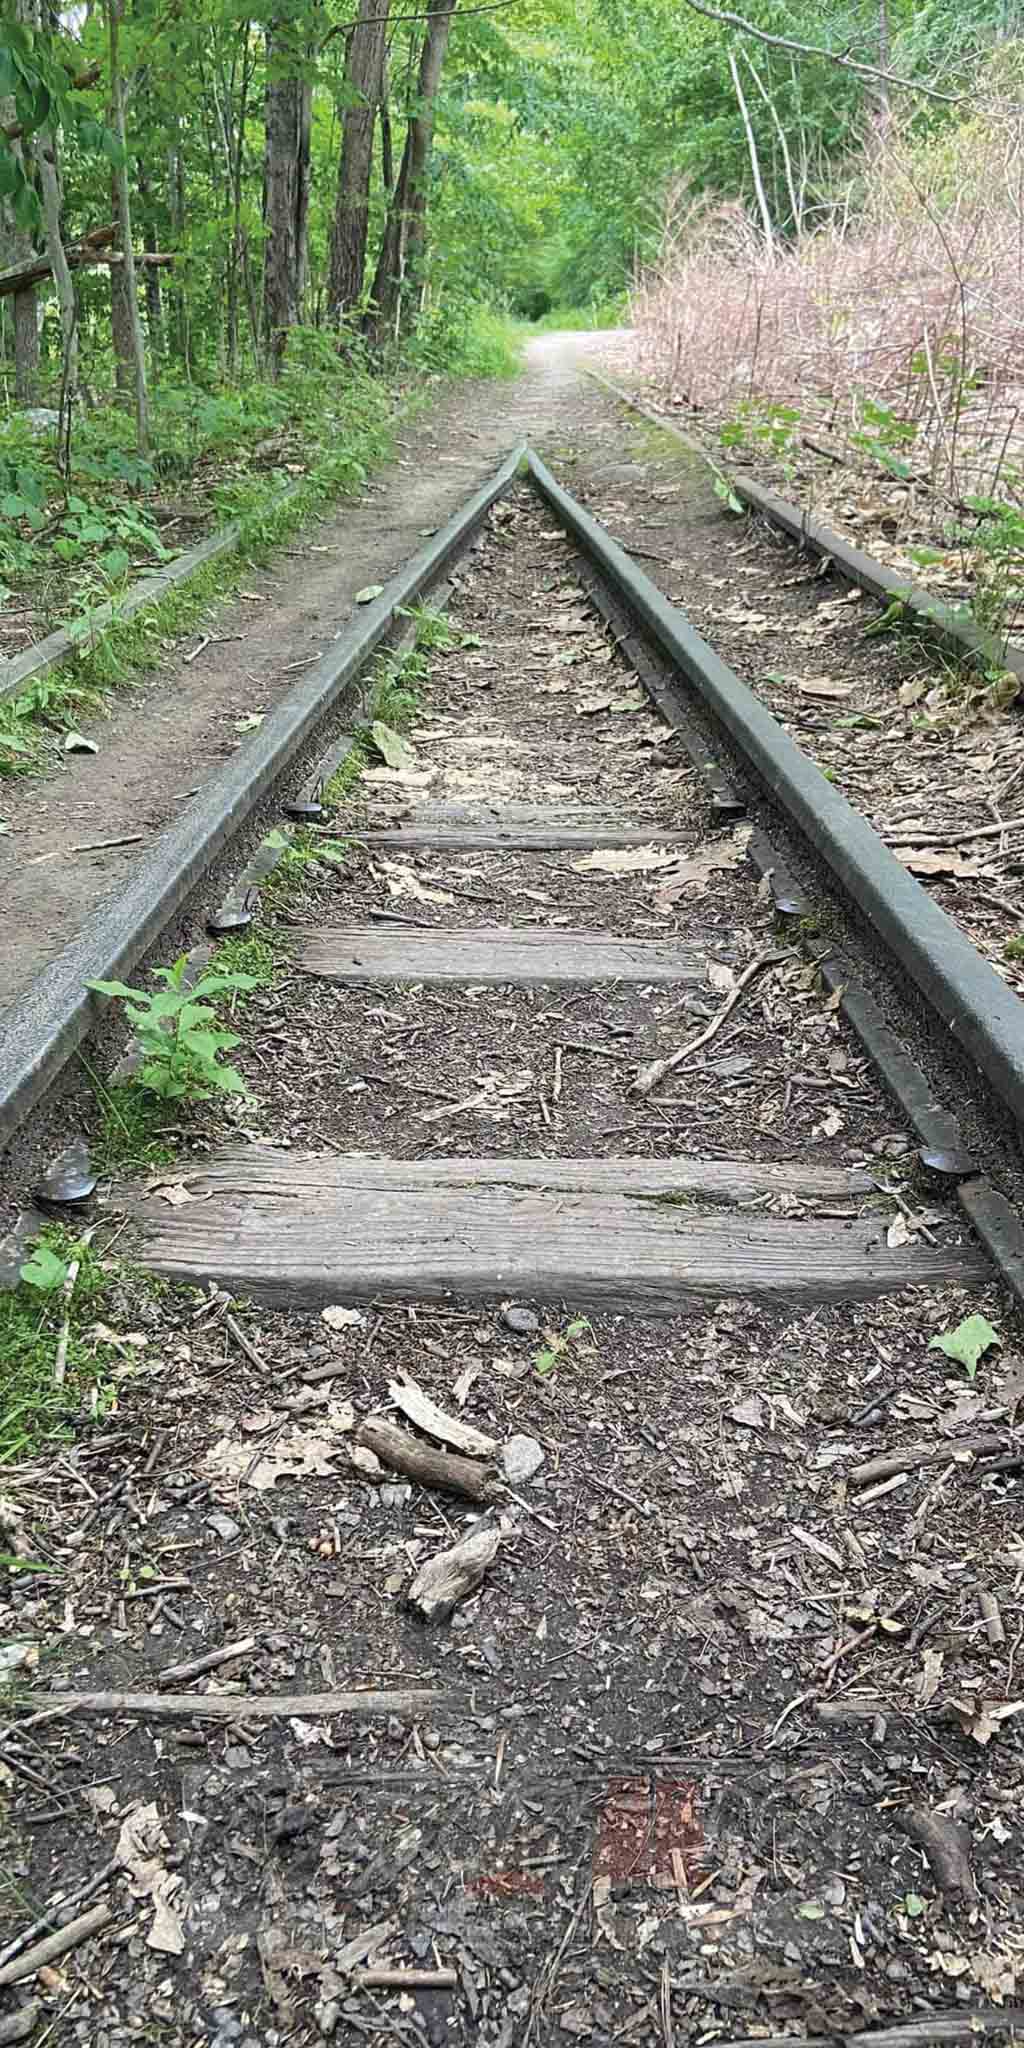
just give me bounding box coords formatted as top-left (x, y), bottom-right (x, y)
top-left (526, 447), bottom-right (1024, 1132)
top-left (0, 441), bottom-right (526, 1151)
top-left (586, 368), bottom-right (1024, 688)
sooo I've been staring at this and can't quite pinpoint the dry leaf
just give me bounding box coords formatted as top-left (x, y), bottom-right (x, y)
top-left (322, 1305), bottom-right (365, 1330)
top-left (205, 1424), bottom-right (347, 1491)
top-left (902, 849), bottom-right (982, 880)
top-left (116, 1802), bottom-right (186, 1955)
top-left (794, 676), bottom-right (855, 700)
top-left (887, 1213), bottom-right (912, 1249)
top-left (948, 1697), bottom-right (1024, 1745)
top-left (378, 858), bottom-right (454, 907)
top-left (707, 961), bottom-right (736, 993)
top-left (918, 1646), bottom-right (945, 1705)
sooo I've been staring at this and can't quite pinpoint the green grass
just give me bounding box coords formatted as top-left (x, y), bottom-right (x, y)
top-left (91, 1078), bottom-right (177, 1174)
top-left (0, 1228), bottom-right (123, 1465)
top-left (213, 929), bottom-right (283, 988)
top-left (1005, 934), bottom-right (1024, 960)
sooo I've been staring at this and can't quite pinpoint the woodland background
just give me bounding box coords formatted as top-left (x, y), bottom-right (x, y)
top-left (1, 0), bottom-right (1023, 660)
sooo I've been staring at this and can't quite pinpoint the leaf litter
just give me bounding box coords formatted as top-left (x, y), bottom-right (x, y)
top-left (6, 474), bottom-right (1024, 2048)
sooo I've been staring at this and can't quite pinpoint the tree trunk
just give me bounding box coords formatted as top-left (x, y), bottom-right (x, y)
top-left (262, 23), bottom-right (312, 373)
top-left (3, 0), bottom-right (40, 401)
top-left (108, 0), bottom-right (149, 452)
top-left (727, 44), bottom-right (775, 257)
top-left (31, 127), bottom-right (77, 402)
top-left (327, 0), bottom-right (389, 322)
top-left (109, 172), bottom-right (135, 391)
top-left (366, 1), bottom-right (455, 346)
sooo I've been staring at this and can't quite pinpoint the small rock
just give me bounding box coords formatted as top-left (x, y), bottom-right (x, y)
top-left (314, 2002), bottom-right (340, 2038)
top-left (501, 1434), bottom-right (544, 1484)
top-left (502, 1305), bottom-right (539, 1337)
top-left (207, 1512), bottom-right (241, 1541)
top-left (272, 1805), bottom-right (314, 1843)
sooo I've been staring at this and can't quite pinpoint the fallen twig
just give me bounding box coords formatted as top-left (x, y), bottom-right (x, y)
top-left (354, 1968), bottom-right (459, 1989)
top-left (224, 1313), bottom-right (269, 1375)
top-left (978, 1589), bottom-right (1006, 1646)
top-left (850, 1436), bottom-right (1011, 1486)
top-left (706, 2020), bottom-right (1024, 2048)
top-left (0, 1901), bottom-right (112, 1985)
top-left (52, 1228), bottom-right (95, 1388)
top-left (388, 1372), bottom-right (496, 1458)
top-left (156, 1636), bottom-right (256, 1688)
top-left (357, 1417), bottom-right (496, 1503)
top-left (631, 950), bottom-right (786, 1096)
top-left (19, 1687), bottom-right (443, 1722)
top-left (0, 1860), bottom-right (119, 1972)
top-left (407, 1524), bottom-right (502, 1622)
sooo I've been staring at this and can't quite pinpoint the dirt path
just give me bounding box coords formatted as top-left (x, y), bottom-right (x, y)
top-left (3, 483), bottom-right (1022, 2048)
top-left (0, 333), bottom-right (624, 1023)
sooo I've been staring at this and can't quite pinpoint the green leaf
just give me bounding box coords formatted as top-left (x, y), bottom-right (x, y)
top-left (797, 1901), bottom-right (825, 1919)
top-left (88, 978), bottom-right (145, 1001)
top-left (355, 583), bottom-right (384, 604)
top-left (903, 1893), bottom-right (927, 1918)
top-left (20, 1244), bottom-right (69, 1294)
top-left (928, 1313), bottom-right (1000, 1379)
top-left (533, 1348), bottom-right (558, 1376)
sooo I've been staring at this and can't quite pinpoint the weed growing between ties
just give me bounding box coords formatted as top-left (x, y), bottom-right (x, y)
top-left (88, 958), bottom-right (257, 1104)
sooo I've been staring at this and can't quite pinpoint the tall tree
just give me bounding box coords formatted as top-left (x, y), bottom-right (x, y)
top-left (107, 0), bottom-right (148, 450)
top-left (326, 0), bottom-right (390, 322)
top-left (366, 0), bottom-right (456, 343)
top-left (262, 17), bottom-right (312, 370)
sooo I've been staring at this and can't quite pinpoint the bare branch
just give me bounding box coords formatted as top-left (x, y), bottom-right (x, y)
top-left (676, 0), bottom-right (964, 106)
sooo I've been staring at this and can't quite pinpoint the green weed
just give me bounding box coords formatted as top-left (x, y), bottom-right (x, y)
top-left (533, 1316), bottom-right (592, 1378)
top-left (88, 957), bottom-right (257, 1104)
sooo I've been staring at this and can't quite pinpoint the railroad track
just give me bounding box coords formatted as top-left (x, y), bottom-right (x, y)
top-left (2, 444), bottom-right (1024, 2048)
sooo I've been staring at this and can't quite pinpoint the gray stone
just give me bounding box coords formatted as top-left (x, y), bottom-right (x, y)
top-left (502, 1305), bottom-right (539, 1337)
top-left (207, 1512), bottom-right (241, 1541)
top-left (501, 1434), bottom-right (545, 1484)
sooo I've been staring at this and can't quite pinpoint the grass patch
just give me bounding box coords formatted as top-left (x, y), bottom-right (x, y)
top-left (91, 1078), bottom-right (177, 1175)
top-left (1005, 934), bottom-right (1024, 960)
top-left (214, 928), bottom-right (283, 989)
top-left (0, 1227), bottom-right (123, 1465)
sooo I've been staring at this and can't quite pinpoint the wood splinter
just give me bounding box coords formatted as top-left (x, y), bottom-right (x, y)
top-left (407, 1524), bottom-right (502, 1623)
top-left (901, 1804), bottom-right (977, 1901)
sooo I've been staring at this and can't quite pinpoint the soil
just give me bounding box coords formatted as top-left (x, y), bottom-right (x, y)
top-left (2, 466), bottom-right (1023, 2048)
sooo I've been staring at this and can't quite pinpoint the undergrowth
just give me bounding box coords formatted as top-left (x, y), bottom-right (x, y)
top-left (0, 1226), bottom-right (123, 1466)
top-left (0, 310), bottom-right (504, 777)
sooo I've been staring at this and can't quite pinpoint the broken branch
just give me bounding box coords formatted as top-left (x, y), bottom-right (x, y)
top-left (632, 951), bottom-right (786, 1097)
top-left (19, 1687), bottom-right (443, 1723)
top-left (0, 1902), bottom-right (112, 1986)
top-left (357, 1417), bottom-right (496, 1502)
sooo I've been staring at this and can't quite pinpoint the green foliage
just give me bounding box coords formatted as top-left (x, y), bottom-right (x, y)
top-left (0, 1229), bottom-right (116, 1465)
top-left (929, 1312), bottom-right (1000, 1379)
top-left (88, 957), bottom-right (257, 1103)
top-left (19, 1243), bottom-right (70, 1295)
top-left (533, 1316), bottom-right (592, 1377)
